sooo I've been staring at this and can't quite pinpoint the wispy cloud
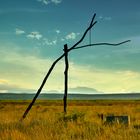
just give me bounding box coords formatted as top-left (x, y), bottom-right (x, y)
top-left (15, 28), bottom-right (25, 35)
top-left (51, 0), bottom-right (62, 4)
top-left (99, 15), bottom-right (112, 21)
top-left (104, 17), bottom-right (112, 21)
top-left (65, 32), bottom-right (79, 40)
top-left (0, 81), bottom-right (36, 93)
top-left (37, 0), bottom-right (62, 5)
top-left (15, 27), bottom-right (60, 46)
top-left (43, 38), bottom-right (57, 46)
top-left (27, 31), bottom-right (43, 40)
top-left (37, 0), bottom-right (50, 5)
top-left (61, 38), bottom-right (65, 42)
top-left (56, 29), bottom-right (60, 34)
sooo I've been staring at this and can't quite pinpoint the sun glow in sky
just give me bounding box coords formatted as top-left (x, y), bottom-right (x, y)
top-left (0, 0), bottom-right (140, 93)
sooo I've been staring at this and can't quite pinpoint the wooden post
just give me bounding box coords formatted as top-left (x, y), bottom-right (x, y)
top-left (63, 44), bottom-right (69, 113)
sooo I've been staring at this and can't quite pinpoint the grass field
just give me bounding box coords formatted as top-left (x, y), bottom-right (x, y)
top-left (0, 100), bottom-right (140, 140)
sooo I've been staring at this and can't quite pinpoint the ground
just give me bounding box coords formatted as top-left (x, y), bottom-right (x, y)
top-left (0, 100), bottom-right (140, 140)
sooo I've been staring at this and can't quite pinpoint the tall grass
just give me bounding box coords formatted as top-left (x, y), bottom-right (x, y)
top-left (0, 100), bottom-right (140, 140)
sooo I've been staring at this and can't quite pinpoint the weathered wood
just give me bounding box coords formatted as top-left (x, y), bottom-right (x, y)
top-left (72, 40), bottom-right (131, 50)
top-left (63, 44), bottom-right (69, 113)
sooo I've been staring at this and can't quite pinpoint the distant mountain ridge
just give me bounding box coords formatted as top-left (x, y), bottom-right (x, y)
top-left (0, 93), bottom-right (140, 100)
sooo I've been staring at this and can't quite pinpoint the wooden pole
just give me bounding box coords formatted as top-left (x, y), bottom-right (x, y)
top-left (63, 44), bottom-right (69, 113)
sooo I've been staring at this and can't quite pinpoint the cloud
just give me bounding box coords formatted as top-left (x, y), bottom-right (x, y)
top-left (52, 40), bottom-right (57, 45)
top-left (15, 28), bottom-right (25, 35)
top-left (104, 17), bottom-right (112, 21)
top-left (69, 86), bottom-right (102, 94)
top-left (56, 29), bottom-right (60, 34)
top-left (37, 0), bottom-right (62, 5)
top-left (15, 27), bottom-right (60, 45)
top-left (61, 38), bottom-right (65, 41)
top-left (15, 28), bottom-right (44, 41)
top-left (99, 15), bottom-right (112, 21)
top-left (37, 0), bottom-right (50, 5)
top-left (66, 32), bottom-right (79, 40)
top-left (0, 90), bottom-right (8, 93)
top-left (43, 38), bottom-right (57, 46)
top-left (0, 82), bottom-right (36, 93)
top-left (51, 0), bottom-right (62, 4)
top-left (27, 31), bottom-right (43, 40)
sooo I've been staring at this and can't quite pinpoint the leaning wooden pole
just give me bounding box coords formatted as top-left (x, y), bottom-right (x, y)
top-left (63, 44), bottom-right (69, 113)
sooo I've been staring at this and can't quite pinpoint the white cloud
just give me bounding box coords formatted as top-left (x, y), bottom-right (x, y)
top-left (15, 28), bottom-right (25, 35)
top-left (61, 38), bottom-right (65, 41)
top-left (37, 0), bottom-right (50, 5)
top-left (52, 40), bottom-right (57, 45)
top-left (66, 32), bottom-right (78, 40)
top-left (51, 0), bottom-right (62, 4)
top-left (43, 38), bottom-right (57, 46)
top-left (15, 28), bottom-right (44, 41)
top-left (56, 29), bottom-right (60, 34)
top-left (27, 31), bottom-right (43, 40)
top-left (37, 0), bottom-right (62, 5)
top-left (99, 15), bottom-right (103, 19)
top-left (27, 34), bottom-right (34, 39)
top-left (0, 90), bottom-right (8, 93)
top-left (15, 28), bottom-right (60, 45)
top-left (99, 15), bottom-right (112, 21)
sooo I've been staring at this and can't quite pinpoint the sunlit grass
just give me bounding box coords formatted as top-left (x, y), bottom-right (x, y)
top-left (0, 100), bottom-right (140, 139)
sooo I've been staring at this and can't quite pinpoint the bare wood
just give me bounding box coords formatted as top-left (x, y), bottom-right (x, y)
top-left (68, 14), bottom-right (97, 52)
top-left (21, 54), bottom-right (64, 119)
top-left (72, 40), bottom-right (131, 50)
top-left (21, 13), bottom-right (97, 120)
top-left (63, 44), bottom-right (69, 113)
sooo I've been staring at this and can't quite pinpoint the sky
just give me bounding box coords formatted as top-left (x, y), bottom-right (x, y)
top-left (0, 0), bottom-right (140, 94)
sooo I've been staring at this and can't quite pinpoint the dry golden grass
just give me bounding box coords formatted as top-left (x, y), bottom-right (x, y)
top-left (0, 100), bottom-right (140, 140)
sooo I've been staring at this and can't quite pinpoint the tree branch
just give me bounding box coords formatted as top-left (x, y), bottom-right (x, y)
top-left (68, 13), bottom-right (97, 52)
top-left (72, 40), bottom-right (131, 50)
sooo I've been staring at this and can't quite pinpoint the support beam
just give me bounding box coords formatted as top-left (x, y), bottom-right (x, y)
top-left (63, 44), bottom-right (69, 113)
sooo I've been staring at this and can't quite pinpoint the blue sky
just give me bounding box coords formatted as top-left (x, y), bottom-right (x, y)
top-left (0, 0), bottom-right (140, 93)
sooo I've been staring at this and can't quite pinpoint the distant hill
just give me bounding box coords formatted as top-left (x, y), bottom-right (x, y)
top-left (69, 86), bottom-right (103, 94)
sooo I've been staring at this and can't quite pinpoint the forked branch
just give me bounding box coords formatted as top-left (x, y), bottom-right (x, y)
top-left (68, 13), bottom-right (97, 52)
